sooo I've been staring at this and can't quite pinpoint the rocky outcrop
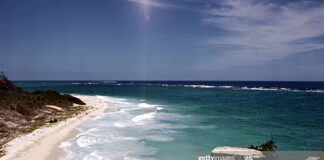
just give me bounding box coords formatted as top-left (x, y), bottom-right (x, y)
top-left (211, 146), bottom-right (265, 159)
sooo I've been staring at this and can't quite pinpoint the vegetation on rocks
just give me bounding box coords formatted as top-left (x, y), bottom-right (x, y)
top-left (248, 136), bottom-right (277, 151)
top-left (0, 72), bottom-right (22, 93)
top-left (0, 72), bottom-right (88, 156)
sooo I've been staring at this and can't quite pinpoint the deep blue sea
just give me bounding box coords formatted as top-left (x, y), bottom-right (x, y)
top-left (15, 81), bottom-right (324, 160)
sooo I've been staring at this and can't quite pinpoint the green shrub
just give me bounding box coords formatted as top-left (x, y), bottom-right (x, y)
top-left (1, 83), bottom-right (85, 117)
top-left (248, 140), bottom-right (277, 151)
top-left (32, 90), bottom-right (85, 106)
top-left (62, 94), bottom-right (86, 105)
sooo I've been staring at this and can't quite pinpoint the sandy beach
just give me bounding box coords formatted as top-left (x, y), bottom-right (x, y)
top-left (1, 95), bottom-right (109, 160)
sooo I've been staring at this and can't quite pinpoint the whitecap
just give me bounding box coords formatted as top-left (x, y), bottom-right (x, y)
top-left (218, 85), bottom-right (233, 89)
top-left (145, 135), bottom-right (175, 142)
top-left (306, 89), bottom-right (324, 93)
top-left (118, 108), bottom-right (141, 113)
top-left (239, 86), bottom-right (324, 93)
top-left (132, 111), bottom-right (156, 123)
top-left (241, 86), bottom-right (278, 91)
top-left (138, 103), bottom-right (158, 108)
top-left (184, 85), bottom-right (216, 88)
top-left (85, 82), bottom-right (99, 85)
top-left (280, 88), bottom-right (291, 91)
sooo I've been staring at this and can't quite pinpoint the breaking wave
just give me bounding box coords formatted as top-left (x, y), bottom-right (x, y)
top-left (60, 95), bottom-right (189, 160)
top-left (132, 111), bottom-right (156, 123)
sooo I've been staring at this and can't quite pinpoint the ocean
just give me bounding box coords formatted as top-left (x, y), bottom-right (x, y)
top-left (15, 81), bottom-right (324, 160)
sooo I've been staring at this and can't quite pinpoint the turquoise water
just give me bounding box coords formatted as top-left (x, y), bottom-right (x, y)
top-left (16, 81), bottom-right (324, 159)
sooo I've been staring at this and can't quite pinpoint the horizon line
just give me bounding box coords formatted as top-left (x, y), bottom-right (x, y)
top-left (11, 80), bottom-right (324, 82)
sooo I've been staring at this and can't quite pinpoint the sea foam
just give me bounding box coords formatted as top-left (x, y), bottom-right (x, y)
top-left (132, 111), bottom-right (156, 123)
top-left (76, 136), bottom-right (101, 148)
top-left (218, 85), bottom-right (234, 89)
top-left (184, 85), bottom-right (217, 88)
top-left (241, 86), bottom-right (278, 91)
top-left (145, 135), bottom-right (175, 142)
top-left (138, 103), bottom-right (158, 108)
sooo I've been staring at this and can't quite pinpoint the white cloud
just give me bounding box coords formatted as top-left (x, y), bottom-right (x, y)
top-left (126, 0), bottom-right (324, 67)
top-left (201, 0), bottom-right (324, 67)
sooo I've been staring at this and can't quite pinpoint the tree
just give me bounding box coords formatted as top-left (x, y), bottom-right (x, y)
top-left (0, 71), bottom-right (8, 80)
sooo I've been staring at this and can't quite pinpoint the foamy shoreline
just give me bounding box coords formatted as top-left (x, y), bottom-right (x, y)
top-left (1, 95), bottom-right (109, 160)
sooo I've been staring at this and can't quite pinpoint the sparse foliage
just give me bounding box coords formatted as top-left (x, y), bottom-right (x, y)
top-left (0, 79), bottom-right (87, 156)
top-left (0, 71), bottom-right (7, 81)
top-left (248, 134), bottom-right (278, 151)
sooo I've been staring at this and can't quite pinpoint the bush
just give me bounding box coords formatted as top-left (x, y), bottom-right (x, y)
top-left (1, 80), bottom-right (85, 116)
top-left (248, 140), bottom-right (277, 151)
top-left (0, 79), bottom-right (22, 93)
top-left (248, 134), bottom-right (278, 151)
top-left (33, 90), bottom-right (85, 106)
top-left (62, 94), bottom-right (86, 105)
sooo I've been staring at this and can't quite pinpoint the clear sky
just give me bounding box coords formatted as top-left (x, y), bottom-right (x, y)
top-left (1, 0), bottom-right (324, 81)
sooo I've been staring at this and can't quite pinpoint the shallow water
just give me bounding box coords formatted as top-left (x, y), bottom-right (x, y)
top-left (16, 81), bottom-right (324, 159)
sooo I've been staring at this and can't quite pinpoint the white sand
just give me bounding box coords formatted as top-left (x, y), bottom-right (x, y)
top-left (1, 95), bottom-right (108, 160)
top-left (46, 105), bottom-right (63, 111)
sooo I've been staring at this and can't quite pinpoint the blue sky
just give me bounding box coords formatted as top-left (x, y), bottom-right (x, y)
top-left (1, 0), bottom-right (324, 80)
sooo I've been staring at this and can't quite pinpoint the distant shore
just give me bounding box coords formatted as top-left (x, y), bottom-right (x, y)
top-left (1, 95), bottom-right (109, 160)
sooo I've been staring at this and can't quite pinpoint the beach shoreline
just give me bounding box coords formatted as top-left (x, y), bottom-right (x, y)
top-left (1, 95), bottom-right (109, 160)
